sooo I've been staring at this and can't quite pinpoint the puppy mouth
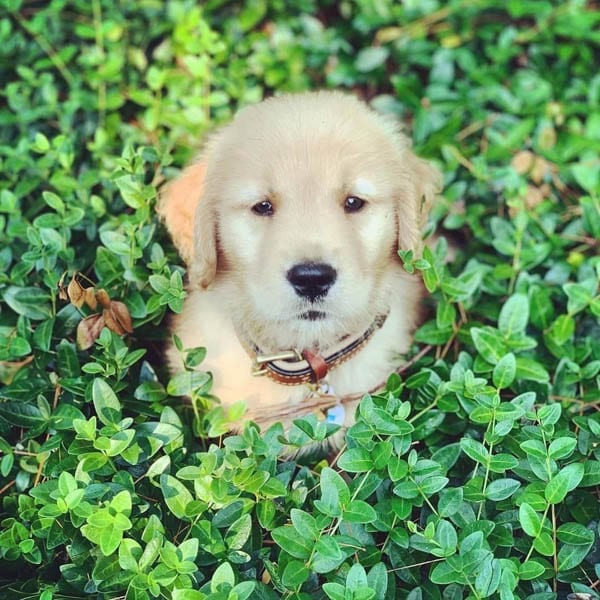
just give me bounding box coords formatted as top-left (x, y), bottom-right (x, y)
top-left (299, 310), bottom-right (327, 321)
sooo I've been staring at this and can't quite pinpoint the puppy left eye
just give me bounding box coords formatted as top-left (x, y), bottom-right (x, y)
top-left (344, 195), bottom-right (366, 213)
top-left (252, 200), bottom-right (274, 216)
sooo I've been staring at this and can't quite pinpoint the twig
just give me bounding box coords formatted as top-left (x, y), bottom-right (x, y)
top-left (11, 10), bottom-right (74, 85)
top-left (0, 480), bottom-right (15, 496)
top-left (395, 345), bottom-right (433, 375)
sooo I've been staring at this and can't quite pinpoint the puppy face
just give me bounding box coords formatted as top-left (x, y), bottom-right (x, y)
top-left (161, 92), bottom-right (440, 351)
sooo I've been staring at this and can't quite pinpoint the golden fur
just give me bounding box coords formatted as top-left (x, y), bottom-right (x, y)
top-left (159, 91), bottom-right (441, 431)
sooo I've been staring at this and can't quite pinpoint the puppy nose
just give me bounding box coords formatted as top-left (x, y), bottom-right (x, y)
top-left (287, 262), bottom-right (337, 301)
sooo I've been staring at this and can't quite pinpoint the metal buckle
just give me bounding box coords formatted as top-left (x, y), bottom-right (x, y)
top-left (252, 349), bottom-right (303, 377)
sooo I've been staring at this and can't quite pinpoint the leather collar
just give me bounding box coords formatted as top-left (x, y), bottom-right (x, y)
top-left (235, 313), bottom-right (389, 386)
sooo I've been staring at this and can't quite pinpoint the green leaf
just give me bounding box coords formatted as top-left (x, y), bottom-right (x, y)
top-left (548, 314), bottom-right (575, 344)
top-left (471, 327), bottom-right (507, 364)
top-left (581, 196), bottom-right (600, 237)
top-left (314, 467), bottom-right (350, 517)
top-left (414, 321), bottom-right (453, 344)
top-left (2, 286), bottom-right (52, 320)
top-left (172, 591), bottom-right (205, 600)
top-left (435, 519), bottom-right (457, 551)
top-left (159, 474), bottom-right (194, 520)
top-left (571, 157), bottom-right (599, 194)
top-left (520, 439), bottom-right (547, 459)
top-left (271, 526), bottom-right (312, 560)
top-left (282, 560), bottom-right (310, 588)
top-left (581, 461), bottom-right (600, 486)
top-left (355, 46), bottom-right (389, 72)
top-left (485, 478), bottom-right (521, 501)
top-left (515, 357), bottom-right (550, 383)
top-left (257, 500), bottom-right (276, 529)
top-left (115, 174), bottom-right (145, 209)
top-left (533, 531), bottom-right (555, 556)
top-left (367, 563), bottom-right (388, 599)
top-left (498, 294), bottom-right (529, 336)
top-left (33, 132), bottom-right (50, 152)
top-left (438, 488), bottom-right (463, 517)
top-left (312, 536), bottom-right (346, 574)
top-left (343, 500), bottom-right (377, 523)
top-left (337, 448), bottom-right (373, 472)
top-left (79, 452), bottom-right (108, 472)
top-left (211, 562), bottom-right (235, 592)
top-left (420, 476), bottom-right (449, 495)
top-left (493, 353), bottom-right (516, 388)
top-left (519, 559), bottom-right (545, 580)
top-left (92, 379), bottom-right (122, 426)
top-left (111, 490), bottom-right (132, 515)
top-left (290, 509), bottom-right (319, 541)
top-left (436, 299), bottom-right (456, 328)
top-left (557, 542), bottom-right (594, 572)
top-left (430, 560), bottom-right (461, 585)
top-left (547, 437), bottom-right (577, 460)
top-left (519, 503), bottom-right (542, 537)
top-left (167, 370), bottom-right (211, 396)
top-left (488, 453), bottom-right (519, 473)
top-left (134, 382), bottom-right (167, 402)
top-left (563, 281), bottom-right (593, 315)
top-left (58, 471), bottom-right (77, 496)
top-left (99, 527), bottom-right (124, 556)
top-left (556, 523), bottom-right (595, 545)
top-left (323, 582), bottom-right (346, 600)
top-left (225, 513), bottom-right (252, 550)
top-left (545, 463), bottom-right (584, 504)
top-left (346, 562), bottom-right (368, 589)
top-left (460, 438), bottom-right (489, 464)
top-left (530, 286), bottom-right (554, 329)
top-left (537, 403), bottom-right (561, 426)
top-left (0, 401), bottom-right (46, 428)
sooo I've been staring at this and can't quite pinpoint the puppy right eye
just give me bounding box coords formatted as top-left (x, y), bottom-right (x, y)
top-left (251, 200), bottom-right (274, 216)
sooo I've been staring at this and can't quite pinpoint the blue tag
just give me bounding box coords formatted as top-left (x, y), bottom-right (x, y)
top-left (326, 404), bottom-right (345, 425)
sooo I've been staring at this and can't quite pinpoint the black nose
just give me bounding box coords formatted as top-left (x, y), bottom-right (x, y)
top-left (287, 262), bottom-right (337, 301)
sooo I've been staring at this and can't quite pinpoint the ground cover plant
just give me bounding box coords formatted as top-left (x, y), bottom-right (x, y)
top-left (0, 0), bottom-right (599, 598)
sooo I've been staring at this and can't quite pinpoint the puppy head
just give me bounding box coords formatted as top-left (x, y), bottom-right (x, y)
top-left (161, 92), bottom-right (441, 349)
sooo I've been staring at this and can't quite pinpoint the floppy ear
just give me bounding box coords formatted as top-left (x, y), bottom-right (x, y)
top-left (397, 151), bottom-right (442, 256)
top-left (189, 176), bottom-right (218, 289)
top-left (157, 162), bottom-right (206, 265)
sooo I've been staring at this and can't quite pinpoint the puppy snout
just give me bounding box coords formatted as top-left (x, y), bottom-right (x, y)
top-left (287, 262), bottom-right (337, 301)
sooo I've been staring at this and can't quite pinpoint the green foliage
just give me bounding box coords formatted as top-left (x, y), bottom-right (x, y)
top-left (0, 0), bottom-right (599, 598)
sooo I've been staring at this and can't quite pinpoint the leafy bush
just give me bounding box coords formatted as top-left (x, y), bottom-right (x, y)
top-left (0, 0), bottom-right (599, 598)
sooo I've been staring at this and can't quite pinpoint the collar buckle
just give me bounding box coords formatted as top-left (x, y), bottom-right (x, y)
top-left (252, 349), bottom-right (303, 376)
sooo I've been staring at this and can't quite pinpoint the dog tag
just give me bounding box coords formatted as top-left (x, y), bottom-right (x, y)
top-left (326, 404), bottom-right (345, 425)
top-left (318, 382), bottom-right (335, 395)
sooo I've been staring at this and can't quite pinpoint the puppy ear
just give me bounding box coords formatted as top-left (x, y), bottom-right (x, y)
top-left (397, 151), bottom-right (442, 256)
top-left (157, 162), bottom-right (207, 265)
top-left (189, 178), bottom-right (218, 289)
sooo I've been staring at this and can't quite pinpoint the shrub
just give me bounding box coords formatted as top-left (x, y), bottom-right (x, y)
top-left (0, 0), bottom-right (598, 598)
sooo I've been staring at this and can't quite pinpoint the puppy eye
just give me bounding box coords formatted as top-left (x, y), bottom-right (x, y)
top-left (344, 195), bottom-right (366, 213)
top-left (251, 200), bottom-right (274, 216)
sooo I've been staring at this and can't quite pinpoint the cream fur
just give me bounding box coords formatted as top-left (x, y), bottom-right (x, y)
top-left (160, 91), bottom-right (441, 432)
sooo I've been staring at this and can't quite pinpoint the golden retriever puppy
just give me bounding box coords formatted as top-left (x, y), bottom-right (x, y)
top-left (159, 91), bottom-right (440, 434)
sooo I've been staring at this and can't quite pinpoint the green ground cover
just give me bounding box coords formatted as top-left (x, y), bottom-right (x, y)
top-left (0, 0), bottom-right (599, 598)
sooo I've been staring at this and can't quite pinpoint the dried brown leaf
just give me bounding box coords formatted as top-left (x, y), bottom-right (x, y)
top-left (67, 276), bottom-right (86, 308)
top-left (77, 313), bottom-right (105, 350)
top-left (111, 301), bottom-right (133, 333)
top-left (84, 287), bottom-right (98, 311)
top-left (0, 356), bottom-right (34, 385)
top-left (96, 289), bottom-right (111, 309)
top-left (57, 272), bottom-right (69, 301)
top-left (530, 157), bottom-right (554, 185)
top-left (512, 150), bottom-right (534, 175)
top-left (103, 301), bottom-right (133, 335)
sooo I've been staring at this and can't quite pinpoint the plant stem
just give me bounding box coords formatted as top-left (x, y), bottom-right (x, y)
top-left (12, 10), bottom-right (74, 85)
